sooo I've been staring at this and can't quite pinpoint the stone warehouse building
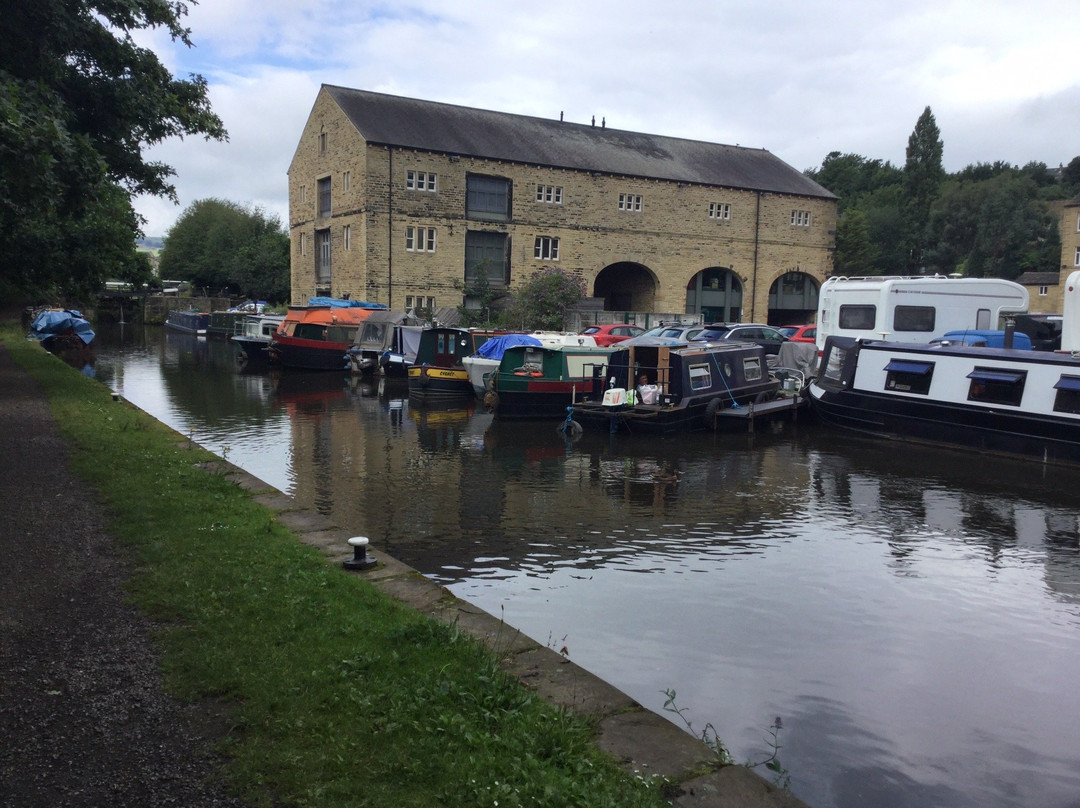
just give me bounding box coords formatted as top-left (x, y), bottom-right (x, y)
top-left (288, 85), bottom-right (837, 323)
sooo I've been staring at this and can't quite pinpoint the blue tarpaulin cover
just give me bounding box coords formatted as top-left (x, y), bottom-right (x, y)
top-left (307, 297), bottom-right (387, 309)
top-left (474, 334), bottom-right (542, 359)
top-left (29, 309), bottom-right (95, 345)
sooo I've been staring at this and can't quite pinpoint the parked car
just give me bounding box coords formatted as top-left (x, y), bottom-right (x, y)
top-left (692, 323), bottom-right (789, 355)
top-left (777, 324), bottom-right (817, 344)
top-left (579, 323), bottom-right (646, 346)
top-left (639, 324), bottom-right (706, 342)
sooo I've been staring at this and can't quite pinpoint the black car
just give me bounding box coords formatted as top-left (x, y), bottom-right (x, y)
top-left (692, 323), bottom-right (789, 355)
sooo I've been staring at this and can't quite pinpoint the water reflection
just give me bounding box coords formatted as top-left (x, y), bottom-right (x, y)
top-left (79, 323), bottom-right (1080, 808)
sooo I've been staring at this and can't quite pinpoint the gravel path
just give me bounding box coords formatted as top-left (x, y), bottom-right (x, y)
top-left (0, 341), bottom-right (248, 808)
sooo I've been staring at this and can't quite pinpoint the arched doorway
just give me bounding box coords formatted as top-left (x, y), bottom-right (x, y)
top-left (686, 267), bottom-right (742, 323)
top-left (767, 271), bottom-right (819, 325)
top-left (592, 262), bottom-right (657, 311)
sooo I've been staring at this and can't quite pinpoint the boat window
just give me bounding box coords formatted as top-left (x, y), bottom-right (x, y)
top-left (326, 325), bottom-right (355, 342)
top-left (743, 356), bottom-right (762, 381)
top-left (1053, 375), bottom-right (1080, 414)
top-left (966, 367), bottom-right (1026, 406)
top-left (689, 363), bottom-right (712, 391)
top-left (523, 347), bottom-right (544, 366)
top-left (884, 359), bottom-right (934, 395)
top-left (839, 305), bottom-right (875, 330)
top-left (566, 354), bottom-right (603, 378)
top-left (822, 345), bottom-right (847, 381)
top-left (892, 305), bottom-right (936, 332)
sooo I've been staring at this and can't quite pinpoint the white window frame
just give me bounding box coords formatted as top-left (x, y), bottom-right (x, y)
top-left (342, 171), bottom-right (351, 192)
top-left (536, 184), bottom-right (563, 204)
top-left (534, 236), bottom-right (560, 261)
top-left (619, 193), bottom-right (643, 212)
top-left (1075, 246), bottom-right (1080, 267)
top-left (299, 185), bottom-right (307, 204)
top-left (1039, 285), bottom-right (1048, 296)
top-left (406, 170), bottom-right (437, 192)
top-left (709, 202), bottom-right (731, 220)
top-left (791, 209), bottom-right (811, 227)
top-left (405, 226), bottom-right (436, 253)
top-left (299, 232), bottom-right (306, 256)
top-left (343, 224), bottom-right (351, 251)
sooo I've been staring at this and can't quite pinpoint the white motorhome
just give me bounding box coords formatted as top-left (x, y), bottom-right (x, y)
top-left (815, 275), bottom-right (1029, 350)
top-left (1060, 270), bottom-right (1080, 352)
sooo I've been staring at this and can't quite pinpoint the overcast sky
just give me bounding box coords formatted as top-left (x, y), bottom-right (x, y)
top-left (132, 0), bottom-right (1080, 237)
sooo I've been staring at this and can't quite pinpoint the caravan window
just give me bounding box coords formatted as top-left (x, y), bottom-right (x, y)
top-left (839, 305), bottom-right (875, 330)
top-left (893, 306), bottom-right (936, 332)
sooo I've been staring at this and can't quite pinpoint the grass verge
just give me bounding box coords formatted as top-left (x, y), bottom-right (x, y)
top-left (3, 325), bottom-right (671, 808)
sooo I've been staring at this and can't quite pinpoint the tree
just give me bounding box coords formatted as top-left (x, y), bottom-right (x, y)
top-left (806, 152), bottom-right (902, 214)
top-left (1061, 156), bottom-right (1080, 195)
top-left (0, 0), bottom-right (226, 302)
top-left (902, 106), bottom-right (945, 272)
top-left (158, 199), bottom-right (290, 302)
top-left (924, 172), bottom-right (1058, 279)
top-left (506, 267), bottom-right (586, 331)
top-left (832, 208), bottom-right (878, 276)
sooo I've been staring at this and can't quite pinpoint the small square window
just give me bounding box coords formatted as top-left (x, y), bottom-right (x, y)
top-left (884, 359), bottom-right (934, 395)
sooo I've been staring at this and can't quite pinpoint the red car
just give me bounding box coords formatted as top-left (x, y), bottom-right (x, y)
top-left (777, 324), bottom-right (817, 344)
top-left (579, 324), bottom-right (646, 346)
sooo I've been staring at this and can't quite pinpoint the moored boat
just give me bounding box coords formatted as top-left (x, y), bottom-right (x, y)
top-left (28, 308), bottom-right (95, 349)
top-left (207, 310), bottom-right (248, 339)
top-left (570, 336), bottom-right (797, 434)
top-left (462, 333), bottom-right (545, 397)
top-left (487, 341), bottom-right (616, 418)
top-left (269, 298), bottom-right (386, 371)
top-left (806, 333), bottom-right (1080, 466)
top-left (407, 327), bottom-right (502, 401)
top-left (345, 311), bottom-right (422, 376)
top-left (231, 312), bottom-right (286, 369)
top-left (164, 308), bottom-right (210, 335)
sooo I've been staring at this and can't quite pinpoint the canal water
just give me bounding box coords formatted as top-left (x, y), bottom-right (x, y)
top-left (83, 323), bottom-right (1080, 808)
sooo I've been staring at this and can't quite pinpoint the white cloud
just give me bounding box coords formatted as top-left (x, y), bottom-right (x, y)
top-left (133, 0), bottom-right (1080, 236)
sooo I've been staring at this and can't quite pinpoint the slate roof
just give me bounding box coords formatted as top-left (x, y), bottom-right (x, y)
top-left (1016, 272), bottom-right (1060, 286)
top-left (323, 86), bottom-right (835, 200)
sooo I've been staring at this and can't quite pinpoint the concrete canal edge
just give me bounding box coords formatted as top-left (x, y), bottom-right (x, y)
top-left (196, 452), bottom-right (811, 808)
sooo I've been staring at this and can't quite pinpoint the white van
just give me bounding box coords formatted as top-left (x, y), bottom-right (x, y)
top-left (815, 275), bottom-right (1029, 350)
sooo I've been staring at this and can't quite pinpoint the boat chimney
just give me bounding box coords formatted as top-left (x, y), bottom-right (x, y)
top-left (1003, 316), bottom-right (1016, 349)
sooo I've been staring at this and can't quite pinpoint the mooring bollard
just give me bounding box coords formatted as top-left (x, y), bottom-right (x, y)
top-left (343, 536), bottom-right (377, 571)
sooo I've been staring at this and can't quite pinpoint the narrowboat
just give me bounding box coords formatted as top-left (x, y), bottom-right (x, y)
top-left (486, 342), bottom-right (616, 418)
top-left (806, 334), bottom-right (1080, 467)
top-left (207, 310), bottom-right (248, 338)
top-left (269, 298), bottom-right (386, 371)
top-left (407, 327), bottom-right (501, 401)
top-left (345, 311), bottom-right (423, 376)
top-left (164, 308), bottom-right (210, 335)
top-left (570, 337), bottom-right (791, 434)
top-left (231, 313), bottom-right (286, 369)
top-left (463, 332), bottom-right (601, 397)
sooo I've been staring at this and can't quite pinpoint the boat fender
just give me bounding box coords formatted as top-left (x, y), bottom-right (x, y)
top-left (483, 391), bottom-right (499, 412)
top-left (704, 397), bottom-right (723, 427)
top-left (559, 419), bottom-right (583, 439)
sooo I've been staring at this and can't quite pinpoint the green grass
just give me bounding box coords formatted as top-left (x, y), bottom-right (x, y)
top-left (2, 324), bottom-right (672, 808)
